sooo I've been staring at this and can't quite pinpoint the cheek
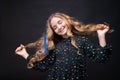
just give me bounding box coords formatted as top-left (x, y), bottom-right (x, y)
top-left (63, 22), bottom-right (69, 29)
top-left (54, 29), bottom-right (59, 34)
top-left (64, 25), bottom-right (68, 31)
top-left (62, 22), bottom-right (66, 26)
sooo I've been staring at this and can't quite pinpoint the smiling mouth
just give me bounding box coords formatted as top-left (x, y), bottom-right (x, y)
top-left (59, 26), bottom-right (65, 33)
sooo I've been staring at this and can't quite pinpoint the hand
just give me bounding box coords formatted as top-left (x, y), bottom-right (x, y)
top-left (15, 44), bottom-right (29, 59)
top-left (97, 24), bottom-right (110, 36)
top-left (96, 24), bottom-right (109, 47)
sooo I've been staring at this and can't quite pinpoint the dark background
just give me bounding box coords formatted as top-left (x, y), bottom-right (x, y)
top-left (1, 0), bottom-right (120, 80)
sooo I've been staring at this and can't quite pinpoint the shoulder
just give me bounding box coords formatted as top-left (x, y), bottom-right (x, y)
top-left (74, 33), bottom-right (88, 41)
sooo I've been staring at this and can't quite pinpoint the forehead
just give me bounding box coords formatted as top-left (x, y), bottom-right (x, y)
top-left (50, 17), bottom-right (62, 24)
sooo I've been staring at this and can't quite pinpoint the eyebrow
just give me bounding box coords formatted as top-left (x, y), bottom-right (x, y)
top-left (51, 18), bottom-right (62, 27)
top-left (58, 20), bottom-right (62, 23)
top-left (51, 20), bottom-right (59, 27)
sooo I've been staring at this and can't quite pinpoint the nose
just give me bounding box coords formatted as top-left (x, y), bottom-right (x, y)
top-left (57, 25), bottom-right (62, 29)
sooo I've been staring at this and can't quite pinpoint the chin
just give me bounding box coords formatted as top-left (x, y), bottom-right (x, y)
top-left (60, 33), bottom-right (67, 36)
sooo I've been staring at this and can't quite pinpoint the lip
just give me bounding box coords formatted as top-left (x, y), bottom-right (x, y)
top-left (60, 26), bottom-right (65, 32)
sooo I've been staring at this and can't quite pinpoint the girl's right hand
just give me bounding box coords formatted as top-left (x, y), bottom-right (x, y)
top-left (15, 44), bottom-right (29, 59)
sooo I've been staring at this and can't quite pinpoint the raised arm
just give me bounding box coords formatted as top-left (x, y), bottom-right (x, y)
top-left (15, 44), bottom-right (56, 72)
top-left (97, 24), bottom-right (110, 47)
top-left (77, 24), bottom-right (112, 63)
top-left (82, 24), bottom-right (112, 63)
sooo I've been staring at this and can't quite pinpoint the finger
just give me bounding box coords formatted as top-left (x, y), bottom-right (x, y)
top-left (15, 46), bottom-right (23, 52)
top-left (104, 26), bottom-right (109, 29)
top-left (102, 25), bottom-right (109, 30)
top-left (100, 25), bottom-right (106, 30)
top-left (20, 44), bottom-right (25, 47)
top-left (15, 47), bottom-right (21, 52)
top-left (106, 26), bottom-right (109, 29)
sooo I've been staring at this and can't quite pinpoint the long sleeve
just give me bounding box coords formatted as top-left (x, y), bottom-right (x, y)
top-left (82, 36), bottom-right (112, 63)
top-left (27, 50), bottom-right (56, 72)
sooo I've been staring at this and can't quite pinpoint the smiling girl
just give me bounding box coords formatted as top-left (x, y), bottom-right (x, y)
top-left (15, 12), bottom-right (112, 80)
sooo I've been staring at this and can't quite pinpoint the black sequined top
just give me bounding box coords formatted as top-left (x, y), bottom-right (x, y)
top-left (27, 34), bottom-right (112, 80)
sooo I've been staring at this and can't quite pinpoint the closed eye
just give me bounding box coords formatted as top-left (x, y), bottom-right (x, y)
top-left (53, 25), bottom-right (57, 30)
top-left (58, 20), bottom-right (62, 24)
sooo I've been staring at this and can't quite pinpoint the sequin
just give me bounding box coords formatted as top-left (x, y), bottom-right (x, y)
top-left (29, 34), bottom-right (112, 80)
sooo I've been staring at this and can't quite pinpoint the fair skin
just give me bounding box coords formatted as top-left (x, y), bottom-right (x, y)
top-left (97, 24), bottom-right (109, 47)
top-left (50, 17), bottom-right (68, 37)
top-left (15, 44), bottom-right (29, 59)
top-left (15, 17), bottom-right (109, 59)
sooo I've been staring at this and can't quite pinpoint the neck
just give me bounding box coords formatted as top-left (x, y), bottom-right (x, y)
top-left (62, 34), bottom-right (69, 38)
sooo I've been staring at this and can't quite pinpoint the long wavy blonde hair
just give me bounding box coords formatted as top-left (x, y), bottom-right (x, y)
top-left (25, 12), bottom-right (110, 69)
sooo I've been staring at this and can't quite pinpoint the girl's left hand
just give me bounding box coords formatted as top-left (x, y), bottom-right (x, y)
top-left (97, 24), bottom-right (110, 36)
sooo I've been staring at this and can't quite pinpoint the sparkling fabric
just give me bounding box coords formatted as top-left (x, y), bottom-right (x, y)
top-left (28, 34), bottom-right (112, 80)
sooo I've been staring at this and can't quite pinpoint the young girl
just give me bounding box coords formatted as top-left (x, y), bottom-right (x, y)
top-left (15, 12), bottom-right (112, 80)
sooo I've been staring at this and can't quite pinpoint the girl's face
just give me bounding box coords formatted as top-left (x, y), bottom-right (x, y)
top-left (50, 17), bottom-right (68, 36)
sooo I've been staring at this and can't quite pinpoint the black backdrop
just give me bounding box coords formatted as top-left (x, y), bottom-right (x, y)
top-left (1, 0), bottom-right (120, 80)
